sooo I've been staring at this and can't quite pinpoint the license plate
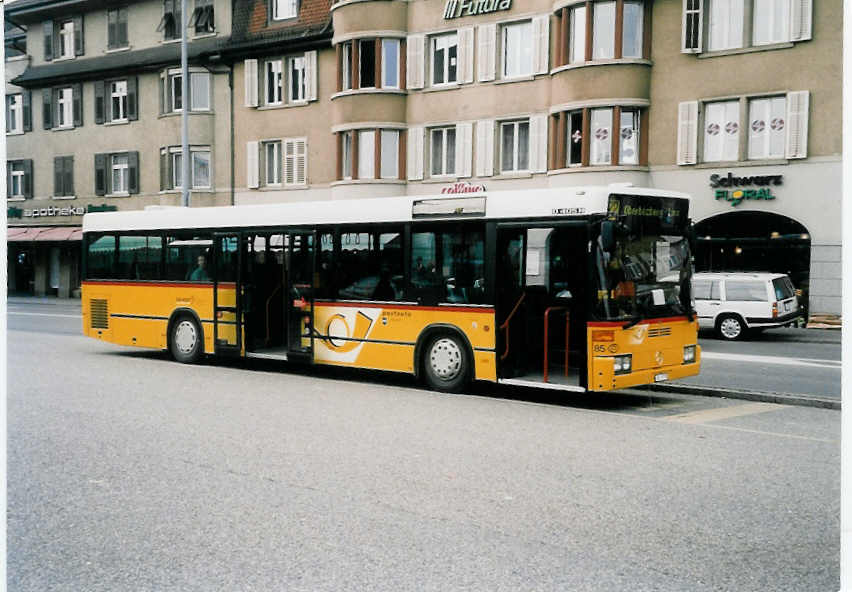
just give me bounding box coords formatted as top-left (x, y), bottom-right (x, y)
top-left (784, 301), bottom-right (791, 312)
top-left (654, 373), bottom-right (669, 382)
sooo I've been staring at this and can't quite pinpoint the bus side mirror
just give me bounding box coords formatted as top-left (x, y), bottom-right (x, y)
top-left (600, 221), bottom-right (616, 252)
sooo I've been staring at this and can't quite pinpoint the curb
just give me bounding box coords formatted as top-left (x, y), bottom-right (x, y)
top-left (636, 382), bottom-right (840, 410)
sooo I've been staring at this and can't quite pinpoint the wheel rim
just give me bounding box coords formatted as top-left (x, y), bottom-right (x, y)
top-left (429, 338), bottom-right (462, 381)
top-left (174, 320), bottom-right (198, 354)
top-left (720, 317), bottom-right (741, 339)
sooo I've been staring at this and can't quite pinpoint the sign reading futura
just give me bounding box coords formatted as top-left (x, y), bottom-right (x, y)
top-left (443, 0), bottom-right (512, 19)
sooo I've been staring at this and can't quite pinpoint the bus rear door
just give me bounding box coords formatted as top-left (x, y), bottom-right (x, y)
top-left (212, 233), bottom-right (242, 355)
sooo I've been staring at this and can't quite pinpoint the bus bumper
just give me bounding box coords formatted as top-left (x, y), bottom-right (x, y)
top-left (589, 346), bottom-right (702, 392)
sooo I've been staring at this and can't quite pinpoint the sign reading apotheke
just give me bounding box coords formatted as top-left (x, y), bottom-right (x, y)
top-left (444, 0), bottom-right (512, 19)
top-left (710, 172), bottom-right (783, 207)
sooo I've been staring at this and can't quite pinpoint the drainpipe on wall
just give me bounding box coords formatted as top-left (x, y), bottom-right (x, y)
top-left (229, 65), bottom-right (234, 206)
top-left (180, 0), bottom-right (190, 207)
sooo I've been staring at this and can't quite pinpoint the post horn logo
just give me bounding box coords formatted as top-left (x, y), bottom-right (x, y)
top-left (323, 311), bottom-right (374, 353)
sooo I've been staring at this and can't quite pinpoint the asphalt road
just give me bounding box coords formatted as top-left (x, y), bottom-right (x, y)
top-left (6, 298), bottom-right (841, 591)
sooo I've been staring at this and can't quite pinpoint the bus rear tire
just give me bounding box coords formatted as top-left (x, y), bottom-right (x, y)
top-left (421, 333), bottom-right (471, 393)
top-left (170, 315), bottom-right (203, 363)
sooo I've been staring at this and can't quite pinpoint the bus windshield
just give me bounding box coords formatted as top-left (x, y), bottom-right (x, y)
top-left (595, 194), bottom-right (692, 323)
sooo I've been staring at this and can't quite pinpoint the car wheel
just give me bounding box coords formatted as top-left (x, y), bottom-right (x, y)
top-left (421, 333), bottom-right (471, 393)
top-left (716, 314), bottom-right (745, 341)
top-left (170, 315), bottom-right (203, 363)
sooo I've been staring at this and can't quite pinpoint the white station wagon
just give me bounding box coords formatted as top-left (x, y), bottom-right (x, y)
top-left (692, 272), bottom-right (803, 340)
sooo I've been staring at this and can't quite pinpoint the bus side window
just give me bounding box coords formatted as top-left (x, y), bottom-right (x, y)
top-left (118, 235), bottom-right (162, 280)
top-left (87, 235), bottom-right (117, 279)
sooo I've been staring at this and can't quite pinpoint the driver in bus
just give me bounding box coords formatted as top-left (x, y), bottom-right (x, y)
top-left (187, 255), bottom-right (209, 281)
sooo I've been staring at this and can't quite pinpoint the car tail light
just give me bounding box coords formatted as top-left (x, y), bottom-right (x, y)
top-left (772, 303), bottom-right (778, 318)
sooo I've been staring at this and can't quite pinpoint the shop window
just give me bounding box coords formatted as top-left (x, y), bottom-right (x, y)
top-left (703, 100), bottom-right (740, 162)
top-left (410, 226), bottom-right (485, 304)
top-left (500, 120), bottom-right (529, 173)
top-left (338, 229), bottom-right (404, 301)
top-left (107, 8), bottom-right (129, 49)
top-left (118, 235), bottom-right (163, 280)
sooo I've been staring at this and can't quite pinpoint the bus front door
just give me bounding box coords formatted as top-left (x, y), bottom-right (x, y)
top-left (213, 233), bottom-right (242, 355)
top-left (285, 232), bottom-right (315, 360)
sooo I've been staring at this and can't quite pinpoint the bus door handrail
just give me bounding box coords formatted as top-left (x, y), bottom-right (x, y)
top-left (265, 282), bottom-right (283, 346)
top-left (499, 292), bottom-right (526, 361)
top-left (543, 306), bottom-right (570, 383)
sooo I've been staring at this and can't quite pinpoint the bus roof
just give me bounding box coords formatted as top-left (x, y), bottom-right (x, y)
top-left (82, 185), bottom-right (691, 233)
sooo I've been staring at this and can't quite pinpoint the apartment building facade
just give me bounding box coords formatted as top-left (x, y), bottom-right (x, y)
top-left (6, 0), bottom-right (233, 296)
top-left (7, 0), bottom-right (841, 315)
top-left (230, 0), bottom-right (839, 315)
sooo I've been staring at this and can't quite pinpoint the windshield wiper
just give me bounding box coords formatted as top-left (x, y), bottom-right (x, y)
top-left (622, 315), bottom-right (643, 329)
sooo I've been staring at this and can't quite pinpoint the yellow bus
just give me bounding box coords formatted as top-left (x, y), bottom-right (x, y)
top-left (81, 186), bottom-right (701, 393)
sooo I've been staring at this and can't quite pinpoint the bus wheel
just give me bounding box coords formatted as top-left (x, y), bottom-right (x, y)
top-left (422, 333), bottom-right (470, 393)
top-left (170, 315), bottom-right (203, 363)
top-left (716, 314), bottom-right (745, 341)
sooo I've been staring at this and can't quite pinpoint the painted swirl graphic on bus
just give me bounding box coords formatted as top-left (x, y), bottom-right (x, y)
top-left (322, 311), bottom-right (375, 352)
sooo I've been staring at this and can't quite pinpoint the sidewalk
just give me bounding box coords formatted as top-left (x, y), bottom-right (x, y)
top-left (7, 295), bottom-right (81, 307)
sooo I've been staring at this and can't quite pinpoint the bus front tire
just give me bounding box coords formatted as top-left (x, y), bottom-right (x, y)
top-left (716, 314), bottom-right (745, 341)
top-left (170, 315), bottom-right (203, 363)
top-left (421, 333), bottom-right (471, 393)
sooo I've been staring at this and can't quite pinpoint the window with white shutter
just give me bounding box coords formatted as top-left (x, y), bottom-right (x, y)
top-left (284, 138), bottom-right (307, 186)
top-left (532, 15), bottom-right (550, 75)
top-left (682, 0), bottom-right (704, 52)
top-left (458, 28), bottom-right (474, 84)
top-left (476, 120), bottom-right (494, 177)
top-left (676, 101), bottom-right (698, 165)
top-left (407, 127), bottom-right (424, 180)
top-left (702, 100), bottom-right (740, 162)
top-left (789, 0), bottom-right (812, 41)
top-left (406, 35), bottom-right (425, 90)
top-left (306, 50), bottom-right (318, 100)
top-left (456, 122), bottom-right (473, 178)
top-left (245, 59), bottom-right (259, 107)
top-left (246, 141), bottom-right (259, 188)
top-left (529, 114), bottom-right (548, 172)
top-left (477, 23), bottom-right (496, 82)
top-left (785, 90), bottom-right (808, 159)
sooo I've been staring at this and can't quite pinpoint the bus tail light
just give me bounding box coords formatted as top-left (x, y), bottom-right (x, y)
top-left (683, 345), bottom-right (696, 363)
top-left (593, 330), bottom-right (615, 342)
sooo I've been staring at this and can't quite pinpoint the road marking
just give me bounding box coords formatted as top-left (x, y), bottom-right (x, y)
top-left (701, 351), bottom-right (841, 369)
top-left (664, 402), bottom-right (781, 424)
top-left (7, 311), bottom-right (81, 319)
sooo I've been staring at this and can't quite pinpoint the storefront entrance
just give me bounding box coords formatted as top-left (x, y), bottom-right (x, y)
top-left (694, 212), bottom-right (811, 319)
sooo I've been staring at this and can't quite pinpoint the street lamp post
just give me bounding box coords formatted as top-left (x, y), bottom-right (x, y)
top-left (180, 0), bottom-right (190, 207)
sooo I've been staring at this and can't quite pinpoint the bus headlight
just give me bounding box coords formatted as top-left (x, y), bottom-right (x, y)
top-left (683, 345), bottom-right (696, 363)
top-left (613, 354), bottom-right (632, 375)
